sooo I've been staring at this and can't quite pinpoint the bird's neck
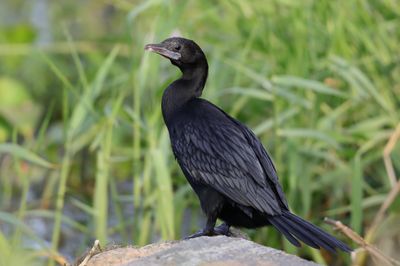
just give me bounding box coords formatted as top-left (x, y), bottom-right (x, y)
top-left (182, 66), bottom-right (208, 95)
top-left (162, 63), bottom-right (208, 124)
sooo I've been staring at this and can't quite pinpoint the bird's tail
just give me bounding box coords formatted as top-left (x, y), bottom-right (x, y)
top-left (269, 211), bottom-right (352, 253)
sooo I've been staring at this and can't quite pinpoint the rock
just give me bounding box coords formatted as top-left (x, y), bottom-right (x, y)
top-left (84, 236), bottom-right (319, 266)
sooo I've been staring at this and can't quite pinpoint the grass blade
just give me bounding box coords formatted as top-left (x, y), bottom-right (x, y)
top-left (0, 143), bottom-right (55, 169)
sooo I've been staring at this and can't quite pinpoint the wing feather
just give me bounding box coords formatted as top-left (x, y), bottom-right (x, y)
top-left (172, 114), bottom-right (285, 215)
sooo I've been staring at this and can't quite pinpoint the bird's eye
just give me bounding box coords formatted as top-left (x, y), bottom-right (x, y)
top-left (174, 45), bottom-right (181, 51)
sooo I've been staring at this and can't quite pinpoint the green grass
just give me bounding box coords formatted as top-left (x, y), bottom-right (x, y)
top-left (0, 0), bottom-right (399, 265)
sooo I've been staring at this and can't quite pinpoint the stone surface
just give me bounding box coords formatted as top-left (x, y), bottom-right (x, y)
top-left (85, 236), bottom-right (320, 266)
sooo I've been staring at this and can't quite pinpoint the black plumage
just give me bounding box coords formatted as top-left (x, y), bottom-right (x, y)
top-left (145, 37), bottom-right (352, 253)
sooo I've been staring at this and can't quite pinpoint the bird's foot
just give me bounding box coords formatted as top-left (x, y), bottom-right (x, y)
top-left (184, 229), bottom-right (211, 239)
top-left (184, 223), bottom-right (231, 239)
top-left (213, 223), bottom-right (232, 236)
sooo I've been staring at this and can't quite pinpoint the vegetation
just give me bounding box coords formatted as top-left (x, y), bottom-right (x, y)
top-left (0, 0), bottom-right (399, 265)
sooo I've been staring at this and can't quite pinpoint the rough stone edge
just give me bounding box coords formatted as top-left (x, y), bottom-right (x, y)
top-left (82, 236), bottom-right (320, 266)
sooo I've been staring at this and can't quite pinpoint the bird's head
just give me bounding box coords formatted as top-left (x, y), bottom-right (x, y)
top-left (145, 37), bottom-right (207, 71)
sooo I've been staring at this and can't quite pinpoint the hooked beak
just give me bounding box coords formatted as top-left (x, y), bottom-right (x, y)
top-left (145, 43), bottom-right (181, 60)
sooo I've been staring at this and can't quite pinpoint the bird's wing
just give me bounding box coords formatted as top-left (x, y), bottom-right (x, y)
top-left (230, 117), bottom-right (289, 210)
top-left (172, 114), bottom-right (286, 215)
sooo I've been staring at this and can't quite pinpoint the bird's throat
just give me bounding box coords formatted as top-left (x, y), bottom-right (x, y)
top-left (161, 65), bottom-right (208, 124)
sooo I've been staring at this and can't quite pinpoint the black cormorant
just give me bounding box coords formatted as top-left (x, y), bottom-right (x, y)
top-left (145, 37), bottom-right (351, 253)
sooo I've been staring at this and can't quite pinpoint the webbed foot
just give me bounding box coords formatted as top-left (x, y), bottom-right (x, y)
top-left (184, 229), bottom-right (212, 239)
top-left (213, 222), bottom-right (231, 236)
top-left (184, 223), bottom-right (231, 239)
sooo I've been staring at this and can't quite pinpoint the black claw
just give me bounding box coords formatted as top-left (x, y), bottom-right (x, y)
top-left (184, 229), bottom-right (212, 239)
top-left (214, 223), bottom-right (232, 236)
top-left (184, 223), bottom-right (231, 239)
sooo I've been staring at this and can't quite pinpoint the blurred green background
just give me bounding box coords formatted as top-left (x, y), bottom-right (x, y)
top-left (0, 0), bottom-right (399, 265)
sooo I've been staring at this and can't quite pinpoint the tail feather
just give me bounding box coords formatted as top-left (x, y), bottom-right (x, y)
top-left (270, 211), bottom-right (352, 253)
top-left (282, 215), bottom-right (337, 253)
top-left (268, 217), bottom-right (301, 247)
top-left (280, 214), bottom-right (330, 251)
top-left (284, 212), bottom-right (352, 252)
top-left (269, 215), bottom-right (320, 249)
